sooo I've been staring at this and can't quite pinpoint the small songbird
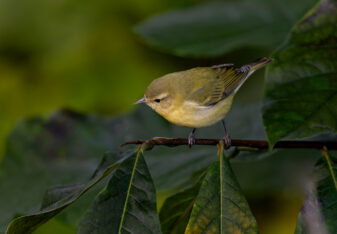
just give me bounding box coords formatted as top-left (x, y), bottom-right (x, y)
top-left (134, 57), bottom-right (273, 147)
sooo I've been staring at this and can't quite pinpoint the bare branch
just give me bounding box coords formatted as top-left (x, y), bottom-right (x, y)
top-left (121, 138), bottom-right (337, 150)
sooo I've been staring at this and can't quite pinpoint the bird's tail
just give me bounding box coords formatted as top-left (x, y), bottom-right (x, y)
top-left (230, 57), bottom-right (273, 93)
top-left (246, 57), bottom-right (273, 71)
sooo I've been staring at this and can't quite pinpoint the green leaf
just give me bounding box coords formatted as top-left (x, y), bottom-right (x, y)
top-left (0, 102), bottom-right (266, 232)
top-left (134, 0), bottom-right (316, 57)
top-left (0, 109), bottom-right (136, 233)
top-left (159, 175), bottom-right (204, 234)
top-left (146, 102), bottom-right (270, 193)
top-left (77, 149), bottom-right (161, 234)
top-left (185, 141), bottom-right (258, 233)
top-left (262, 0), bottom-right (337, 146)
top-left (5, 150), bottom-right (134, 234)
top-left (294, 149), bottom-right (337, 233)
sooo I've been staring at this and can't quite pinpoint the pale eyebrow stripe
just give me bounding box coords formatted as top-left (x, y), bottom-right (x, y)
top-left (155, 93), bottom-right (169, 100)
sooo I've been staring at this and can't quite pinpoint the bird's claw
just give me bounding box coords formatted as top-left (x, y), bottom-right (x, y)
top-left (223, 133), bottom-right (231, 149)
top-left (188, 133), bottom-right (196, 148)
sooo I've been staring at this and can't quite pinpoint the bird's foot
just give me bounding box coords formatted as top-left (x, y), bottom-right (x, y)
top-left (188, 132), bottom-right (196, 148)
top-left (223, 133), bottom-right (231, 149)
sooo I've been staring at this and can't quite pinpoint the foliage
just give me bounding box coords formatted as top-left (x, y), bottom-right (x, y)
top-left (1, 0), bottom-right (337, 233)
top-left (78, 149), bottom-right (161, 234)
top-left (185, 142), bottom-right (258, 233)
top-left (6, 150), bottom-right (132, 234)
top-left (0, 0), bottom-right (200, 161)
top-left (0, 103), bottom-right (265, 233)
top-left (159, 175), bottom-right (203, 234)
top-left (262, 0), bottom-right (337, 146)
top-left (134, 0), bottom-right (316, 57)
top-left (295, 149), bottom-right (337, 233)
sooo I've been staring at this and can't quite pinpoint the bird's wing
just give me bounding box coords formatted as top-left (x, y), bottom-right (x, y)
top-left (187, 66), bottom-right (250, 106)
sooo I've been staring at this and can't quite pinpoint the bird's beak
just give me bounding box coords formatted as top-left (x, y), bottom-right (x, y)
top-left (134, 97), bottom-right (146, 105)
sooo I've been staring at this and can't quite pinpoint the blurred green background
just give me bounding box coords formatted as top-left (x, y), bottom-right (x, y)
top-left (0, 0), bottom-right (209, 160)
top-left (0, 0), bottom-right (322, 233)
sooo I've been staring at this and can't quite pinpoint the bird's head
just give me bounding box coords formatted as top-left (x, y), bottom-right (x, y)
top-left (134, 76), bottom-right (174, 115)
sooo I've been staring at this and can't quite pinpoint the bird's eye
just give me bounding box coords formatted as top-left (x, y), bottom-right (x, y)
top-left (154, 99), bottom-right (161, 103)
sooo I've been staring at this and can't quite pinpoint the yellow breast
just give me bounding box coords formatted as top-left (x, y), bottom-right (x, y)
top-left (162, 93), bottom-right (235, 128)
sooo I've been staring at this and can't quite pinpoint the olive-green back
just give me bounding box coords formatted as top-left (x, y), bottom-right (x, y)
top-left (184, 65), bottom-right (250, 106)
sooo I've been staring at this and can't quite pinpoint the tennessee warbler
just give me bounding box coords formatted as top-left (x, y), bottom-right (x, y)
top-left (134, 57), bottom-right (273, 147)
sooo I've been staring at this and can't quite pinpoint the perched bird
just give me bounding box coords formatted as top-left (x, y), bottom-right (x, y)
top-left (134, 57), bottom-right (273, 147)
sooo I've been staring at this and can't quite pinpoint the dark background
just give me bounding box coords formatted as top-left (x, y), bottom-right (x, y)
top-left (0, 0), bottom-right (321, 233)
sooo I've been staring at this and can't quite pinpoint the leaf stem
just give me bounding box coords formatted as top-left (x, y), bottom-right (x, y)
top-left (321, 146), bottom-right (337, 191)
top-left (217, 141), bottom-right (224, 234)
top-left (227, 147), bottom-right (240, 160)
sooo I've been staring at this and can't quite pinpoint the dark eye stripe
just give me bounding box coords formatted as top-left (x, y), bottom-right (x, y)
top-left (153, 95), bottom-right (169, 103)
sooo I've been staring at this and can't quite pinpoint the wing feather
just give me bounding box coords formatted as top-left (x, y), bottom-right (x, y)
top-left (185, 58), bottom-right (272, 106)
top-left (187, 65), bottom-right (250, 106)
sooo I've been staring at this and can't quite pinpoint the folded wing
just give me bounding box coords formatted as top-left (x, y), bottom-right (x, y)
top-left (187, 57), bottom-right (272, 106)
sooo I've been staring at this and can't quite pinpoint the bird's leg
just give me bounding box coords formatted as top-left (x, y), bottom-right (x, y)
top-left (222, 119), bottom-right (231, 149)
top-left (188, 128), bottom-right (196, 148)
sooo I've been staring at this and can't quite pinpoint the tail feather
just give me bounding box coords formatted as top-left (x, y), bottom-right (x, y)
top-left (232, 57), bottom-right (273, 93)
top-left (246, 57), bottom-right (273, 71)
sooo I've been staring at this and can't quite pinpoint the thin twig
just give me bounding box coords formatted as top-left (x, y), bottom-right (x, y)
top-left (121, 138), bottom-right (337, 150)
